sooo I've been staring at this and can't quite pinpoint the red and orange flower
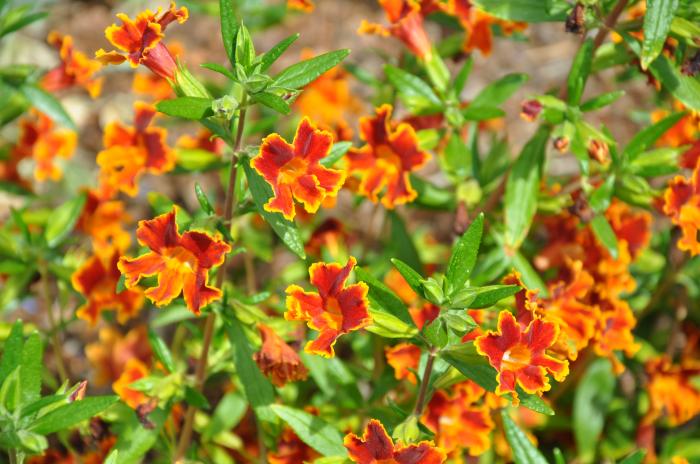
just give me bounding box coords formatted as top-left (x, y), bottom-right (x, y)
top-left (85, 326), bottom-right (152, 386)
top-left (385, 342), bottom-right (422, 384)
top-left (42, 32), bottom-right (103, 97)
top-left (118, 208), bottom-right (231, 314)
top-left (268, 426), bottom-right (320, 463)
top-left (663, 164), bottom-right (700, 256)
top-left (475, 311), bottom-right (569, 403)
top-left (287, 0), bottom-right (315, 12)
top-left (15, 111), bottom-right (76, 182)
top-left (347, 104), bottom-right (430, 209)
top-left (97, 102), bottom-right (175, 197)
top-left (285, 257), bottom-right (371, 357)
top-left (96, 2), bottom-right (188, 80)
top-left (359, 0), bottom-right (434, 60)
top-left (253, 324), bottom-right (309, 387)
top-left (344, 419), bottom-right (446, 463)
top-left (252, 117), bottom-right (346, 220)
top-left (113, 358), bottom-right (150, 408)
top-left (72, 250), bottom-right (144, 325)
top-left (76, 190), bottom-right (132, 257)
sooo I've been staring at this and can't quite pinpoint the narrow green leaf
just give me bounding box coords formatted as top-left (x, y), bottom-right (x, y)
top-left (366, 309), bottom-right (419, 339)
top-left (243, 159), bottom-right (306, 258)
top-left (260, 33), bottom-right (300, 72)
top-left (274, 49), bottom-right (350, 90)
top-left (219, 0), bottom-right (238, 65)
top-left (234, 23), bottom-right (256, 69)
top-left (194, 183), bottom-right (215, 215)
top-left (252, 91), bottom-right (291, 115)
top-left (619, 451), bottom-right (646, 464)
top-left (270, 405), bottom-right (347, 457)
top-left (156, 97), bottom-right (214, 120)
top-left (573, 359), bottom-right (615, 463)
top-left (20, 85), bottom-right (75, 130)
top-left (203, 393), bottom-right (247, 439)
top-left (0, 320), bottom-right (24, 384)
top-left (641, 0), bottom-right (680, 70)
top-left (580, 90), bottom-right (625, 112)
top-left (320, 141), bottom-right (352, 168)
top-left (469, 284), bottom-right (521, 309)
top-left (453, 57), bottom-right (474, 95)
top-left (389, 212), bottom-right (422, 272)
top-left (224, 314), bottom-right (276, 422)
top-left (471, 0), bottom-right (568, 22)
top-left (504, 126), bottom-right (549, 249)
top-left (462, 106), bottom-right (506, 121)
top-left (354, 267), bottom-right (414, 326)
top-left (0, 11), bottom-right (48, 38)
top-left (184, 385), bottom-right (210, 409)
top-left (112, 407), bottom-right (168, 464)
top-left (390, 258), bottom-right (425, 298)
top-left (200, 62), bottom-right (236, 80)
top-left (590, 215), bottom-right (619, 259)
top-left (510, 251), bottom-right (548, 297)
top-left (147, 329), bottom-right (175, 374)
top-left (384, 65), bottom-right (443, 115)
top-left (20, 332), bottom-right (43, 405)
top-left (44, 192), bottom-right (87, 248)
top-left (29, 396), bottom-right (118, 434)
top-left (446, 213), bottom-right (483, 295)
top-left (623, 112), bottom-right (686, 162)
top-left (470, 73), bottom-right (529, 109)
top-left (502, 409), bottom-right (549, 464)
top-left (567, 38), bottom-right (594, 105)
top-left (648, 54), bottom-right (700, 111)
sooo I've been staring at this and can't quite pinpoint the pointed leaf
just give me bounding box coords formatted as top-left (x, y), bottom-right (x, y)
top-left (270, 405), bottom-right (347, 457)
top-left (260, 33), bottom-right (300, 72)
top-left (29, 396), bottom-right (118, 434)
top-left (446, 213), bottom-right (483, 295)
top-left (44, 192), bottom-right (87, 248)
top-left (641, 0), bottom-right (680, 70)
top-left (274, 49), bottom-right (350, 90)
top-left (502, 409), bottom-right (549, 464)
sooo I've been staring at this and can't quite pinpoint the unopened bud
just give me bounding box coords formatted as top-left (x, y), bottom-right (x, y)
top-left (520, 100), bottom-right (543, 122)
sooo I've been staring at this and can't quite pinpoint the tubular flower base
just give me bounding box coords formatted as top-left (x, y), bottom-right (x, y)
top-left (72, 251), bottom-right (144, 326)
top-left (344, 419), bottom-right (447, 464)
top-left (285, 257), bottom-right (371, 357)
top-left (97, 102), bottom-right (175, 197)
top-left (253, 324), bottom-right (309, 387)
top-left (42, 32), bottom-right (103, 97)
top-left (252, 117), bottom-right (346, 220)
top-left (117, 208), bottom-right (231, 315)
top-left (359, 0), bottom-right (433, 59)
top-left (347, 104), bottom-right (430, 209)
top-left (96, 2), bottom-right (188, 79)
top-left (15, 111), bottom-right (76, 182)
top-left (112, 358), bottom-right (149, 409)
top-left (475, 311), bottom-right (569, 404)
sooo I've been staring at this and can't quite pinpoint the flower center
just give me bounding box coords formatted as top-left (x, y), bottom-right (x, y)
top-left (501, 344), bottom-right (532, 370)
top-left (162, 246), bottom-right (197, 272)
top-left (375, 144), bottom-right (401, 172)
top-left (279, 157), bottom-right (309, 184)
top-left (323, 297), bottom-right (343, 330)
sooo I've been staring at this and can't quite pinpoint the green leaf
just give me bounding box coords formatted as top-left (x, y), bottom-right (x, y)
top-left (224, 314), bottom-right (276, 422)
top-left (580, 90), bottom-right (625, 112)
top-left (567, 38), bottom-right (594, 105)
top-left (20, 85), bottom-right (76, 130)
top-left (320, 141), bottom-right (352, 168)
top-left (0, 367), bottom-right (21, 412)
top-left (641, 0), bottom-right (680, 70)
top-left (194, 183), bottom-right (215, 215)
top-left (648, 54), bottom-right (700, 111)
top-left (112, 407), bottom-right (168, 464)
top-left (510, 251), bottom-right (548, 297)
top-left (502, 409), bottom-right (549, 464)
top-left (462, 106), bottom-right (506, 121)
top-left (504, 126), bottom-right (549, 249)
top-left (390, 258), bottom-right (425, 298)
top-left (388, 212), bottom-right (422, 272)
top-left (20, 332), bottom-right (43, 405)
top-left (453, 57), bottom-right (473, 95)
top-left (623, 112), bottom-right (685, 162)
top-left (365, 309), bottom-right (419, 339)
top-left (384, 65), bottom-right (443, 115)
top-left (270, 405), bottom-right (347, 457)
top-left (184, 385), bottom-right (210, 409)
top-left (354, 267), bottom-right (415, 327)
top-left (29, 396), bottom-right (118, 435)
top-left (471, 0), bottom-right (568, 22)
top-left (147, 329), bottom-right (175, 374)
top-left (470, 73), bottom-right (529, 109)
top-left (200, 62), bottom-right (236, 80)
top-left (0, 320), bottom-right (24, 384)
top-left (219, 0), bottom-right (238, 66)
top-left (0, 11), bottom-right (48, 38)
top-left (260, 33), bottom-right (300, 72)
top-left (251, 91), bottom-right (291, 114)
top-left (619, 451), bottom-right (646, 464)
top-left (44, 192), bottom-right (87, 248)
top-left (234, 23), bottom-right (256, 69)
top-left (243, 159), bottom-right (306, 258)
top-left (155, 97), bottom-right (214, 120)
top-left (274, 49), bottom-right (350, 90)
top-left (202, 393), bottom-right (247, 439)
top-left (573, 359), bottom-right (615, 463)
top-left (590, 215), bottom-right (619, 260)
top-left (445, 213), bottom-right (483, 295)
top-left (469, 284), bottom-right (521, 309)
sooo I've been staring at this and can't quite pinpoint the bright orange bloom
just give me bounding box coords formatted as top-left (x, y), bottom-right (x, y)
top-left (651, 106), bottom-right (699, 148)
top-left (359, 0), bottom-right (433, 59)
top-left (132, 72), bottom-right (174, 100)
top-left (664, 165), bottom-right (700, 255)
top-left (423, 381), bottom-right (494, 456)
top-left (475, 311), bottom-right (569, 403)
top-left (344, 419), bottom-right (446, 464)
top-left (77, 190), bottom-right (132, 257)
top-left (85, 326), bottom-right (152, 386)
top-left (113, 358), bottom-right (149, 408)
top-left (253, 324), bottom-right (309, 387)
top-left (118, 208), bottom-right (231, 314)
top-left (97, 102), bottom-right (175, 197)
top-left (252, 117), bottom-right (346, 220)
top-left (42, 32), bottom-right (102, 97)
top-left (96, 2), bottom-right (188, 79)
top-left (439, 0), bottom-right (527, 55)
top-left (268, 427), bottom-right (321, 464)
top-left (385, 343), bottom-right (421, 384)
top-left (592, 297), bottom-right (639, 373)
top-left (177, 129), bottom-right (224, 156)
top-left (347, 105), bottom-right (430, 209)
top-left (15, 111), bottom-right (76, 182)
top-left (643, 356), bottom-right (700, 426)
top-left (285, 257), bottom-right (371, 357)
top-left (72, 251), bottom-right (144, 325)
top-left (287, 0), bottom-right (315, 12)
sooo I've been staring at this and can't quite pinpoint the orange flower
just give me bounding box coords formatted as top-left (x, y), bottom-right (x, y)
top-left (113, 358), bottom-right (149, 408)
top-left (177, 129), bottom-right (224, 156)
top-left (359, 0), bottom-right (433, 59)
top-left (385, 342), bottom-right (421, 384)
top-left (252, 117), bottom-right (345, 220)
top-left (15, 111), bottom-right (76, 182)
top-left (76, 190), bottom-right (132, 257)
top-left (285, 257), bottom-right (371, 357)
top-left (268, 427), bottom-right (321, 464)
top-left (72, 251), bottom-right (144, 325)
top-left (132, 72), bottom-right (174, 100)
top-left (97, 102), bottom-right (175, 197)
top-left (85, 326), bottom-right (152, 386)
top-left (96, 2), bottom-right (188, 79)
top-left (423, 381), bottom-right (494, 456)
top-left (475, 311), bottom-right (569, 403)
top-left (253, 324), bottom-right (309, 387)
top-left (439, 0), bottom-right (527, 55)
top-left (651, 106), bottom-right (699, 148)
top-left (118, 208), bottom-right (231, 314)
top-left (344, 419), bottom-right (446, 463)
top-left (287, 0), bottom-right (315, 12)
top-left (42, 32), bottom-right (103, 97)
top-left (592, 297), bottom-right (639, 373)
top-left (643, 356), bottom-right (700, 426)
top-left (347, 104), bottom-right (430, 209)
top-left (664, 166), bottom-right (700, 256)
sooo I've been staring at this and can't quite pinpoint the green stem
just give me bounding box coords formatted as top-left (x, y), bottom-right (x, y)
top-left (413, 349), bottom-right (437, 416)
top-left (39, 262), bottom-right (68, 383)
top-left (8, 449), bottom-right (18, 464)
